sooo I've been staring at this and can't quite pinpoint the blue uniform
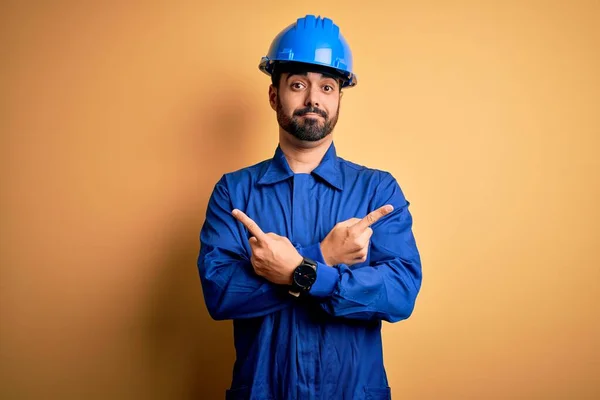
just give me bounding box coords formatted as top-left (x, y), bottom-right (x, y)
top-left (198, 143), bottom-right (422, 399)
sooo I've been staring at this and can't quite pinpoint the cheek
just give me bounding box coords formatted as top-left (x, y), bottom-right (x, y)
top-left (278, 90), bottom-right (307, 111)
top-left (279, 98), bottom-right (300, 115)
top-left (324, 98), bottom-right (340, 116)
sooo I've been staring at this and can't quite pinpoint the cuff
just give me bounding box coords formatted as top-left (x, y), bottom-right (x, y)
top-left (308, 262), bottom-right (339, 298)
top-left (297, 242), bottom-right (327, 264)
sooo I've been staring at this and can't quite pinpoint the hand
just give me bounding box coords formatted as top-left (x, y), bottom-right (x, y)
top-left (232, 209), bottom-right (303, 285)
top-left (320, 205), bottom-right (394, 266)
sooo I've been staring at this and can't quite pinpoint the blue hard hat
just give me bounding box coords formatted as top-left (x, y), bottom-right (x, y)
top-left (259, 15), bottom-right (357, 88)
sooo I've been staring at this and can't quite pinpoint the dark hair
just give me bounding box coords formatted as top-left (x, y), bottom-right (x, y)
top-left (271, 61), bottom-right (347, 90)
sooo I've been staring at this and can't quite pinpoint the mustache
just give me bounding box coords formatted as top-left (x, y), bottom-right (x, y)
top-left (294, 107), bottom-right (328, 119)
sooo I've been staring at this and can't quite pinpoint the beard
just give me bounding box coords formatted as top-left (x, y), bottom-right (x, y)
top-left (276, 98), bottom-right (340, 142)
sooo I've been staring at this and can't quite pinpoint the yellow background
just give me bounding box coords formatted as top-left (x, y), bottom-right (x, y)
top-left (1, 1), bottom-right (598, 399)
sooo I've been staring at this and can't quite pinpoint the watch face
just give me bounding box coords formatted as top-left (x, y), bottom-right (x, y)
top-left (293, 264), bottom-right (317, 289)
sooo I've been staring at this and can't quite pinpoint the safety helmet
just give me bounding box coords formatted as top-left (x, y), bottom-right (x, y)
top-left (259, 15), bottom-right (357, 88)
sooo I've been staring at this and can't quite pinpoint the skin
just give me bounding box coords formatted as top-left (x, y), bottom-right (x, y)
top-left (232, 69), bottom-right (394, 286)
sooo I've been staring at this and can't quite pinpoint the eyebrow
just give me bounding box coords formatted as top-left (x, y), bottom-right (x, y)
top-left (285, 72), bottom-right (339, 84)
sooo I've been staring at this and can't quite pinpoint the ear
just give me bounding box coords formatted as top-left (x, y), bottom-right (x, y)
top-left (269, 85), bottom-right (278, 111)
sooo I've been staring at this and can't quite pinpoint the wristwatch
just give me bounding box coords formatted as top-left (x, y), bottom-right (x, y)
top-left (289, 257), bottom-right (317, 297)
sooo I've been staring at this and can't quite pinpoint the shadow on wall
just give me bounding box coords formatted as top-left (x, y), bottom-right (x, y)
top-left (140, 82), bottom-right (263, 399)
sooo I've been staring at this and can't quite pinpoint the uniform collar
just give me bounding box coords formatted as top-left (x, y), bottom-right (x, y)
top-left (258, 142), bottom-right (343, 191)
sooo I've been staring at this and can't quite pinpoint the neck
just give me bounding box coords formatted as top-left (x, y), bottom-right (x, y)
top-left (278, 129), bottom-right (333, 174)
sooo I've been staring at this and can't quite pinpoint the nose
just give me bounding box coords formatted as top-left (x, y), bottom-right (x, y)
top-left (304, 85), bottom-right (320, 108)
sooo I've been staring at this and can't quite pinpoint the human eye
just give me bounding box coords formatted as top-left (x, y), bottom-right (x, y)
top-left (290, 82), bottom-right (306, 90)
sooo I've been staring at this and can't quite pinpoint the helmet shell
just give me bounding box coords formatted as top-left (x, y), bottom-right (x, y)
top-left (259, 15), bottom-right (357, 88)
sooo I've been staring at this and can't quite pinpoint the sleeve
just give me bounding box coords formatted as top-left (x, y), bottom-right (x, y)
top-left (296, 172), bottom-right (422, 323)
top-left (197, 175), bottom-right (292, 320)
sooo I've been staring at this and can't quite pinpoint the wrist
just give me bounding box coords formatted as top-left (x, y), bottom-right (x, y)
top-left (319, 242), bottom-right (334, 266)
top-left (288, 253), bottom-right (303, 284)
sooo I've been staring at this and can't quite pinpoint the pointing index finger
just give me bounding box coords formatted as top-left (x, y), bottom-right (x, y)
top-left (353, 205), bottom-right (394, 231)
top-left (232, 209), bottom-right (266, 241)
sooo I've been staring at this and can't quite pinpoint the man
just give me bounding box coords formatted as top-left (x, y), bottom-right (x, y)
top-left (197, 15), bottom-right (422, 400)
